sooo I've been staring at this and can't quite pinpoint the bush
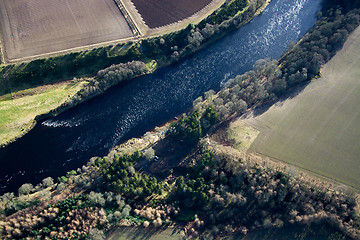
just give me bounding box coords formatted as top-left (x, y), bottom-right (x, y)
top-left (18, 183), bottom-right (34, 196)
top-left (42, 177), bottom-right (54, 188)
top-left (203, 107), bottom-right (218, 126)
top-left (175, 209), bottom-right (197, 222)
top-left (87, 228), bottom-right (106, 240)
top-left (87, 192), bottom-right (106, 207)
top-left (144, 148), bottom-right (155, 161)
top-left (166, 111), bottom-right (203, 146)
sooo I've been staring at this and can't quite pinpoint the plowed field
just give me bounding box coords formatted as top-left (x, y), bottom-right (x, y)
top-left (0, 0), bottom-right (133, 61)
top-left (131, 0), bottom-right (212, 28)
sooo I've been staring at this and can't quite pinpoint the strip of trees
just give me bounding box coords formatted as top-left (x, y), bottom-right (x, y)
top-left (275, 6), bottom-right (360, 94)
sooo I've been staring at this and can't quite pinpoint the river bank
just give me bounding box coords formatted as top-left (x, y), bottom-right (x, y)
top-left (0, 0), bottom-right (271, 148)
top-left (0, 79), bottom-right (88, 147)
top-left (0, 0), bottom-right (321, 196)
top-left (3, 1), bottom-right (359, 239)
top-left (0, 61), bottom-right (156, 148)
top-left (1, 99), bottom-right (358, 239)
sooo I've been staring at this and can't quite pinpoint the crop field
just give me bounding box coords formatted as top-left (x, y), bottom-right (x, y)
top-left (0, 0), bottom-right (133, 61)
top-left (131, 0), bottom-right (212, 28)
top-left (244, 26), bottom-right (360, 190)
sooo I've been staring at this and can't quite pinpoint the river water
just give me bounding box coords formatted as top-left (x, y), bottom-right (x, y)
top-left (0, 0), bottom-right (321, 194)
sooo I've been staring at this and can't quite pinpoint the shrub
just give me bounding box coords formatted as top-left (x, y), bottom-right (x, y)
top-left (144, 148), bottom-right (155, 161)
top-left (42, 177), bottom-right (54, 188)
top-left (87, 228), bottom-right (106, 240)
top-left (18, 183), bottom-right (34, 196)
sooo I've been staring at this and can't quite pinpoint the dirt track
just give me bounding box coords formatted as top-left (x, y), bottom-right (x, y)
top-left (0, 0), bottom-right (133, 61)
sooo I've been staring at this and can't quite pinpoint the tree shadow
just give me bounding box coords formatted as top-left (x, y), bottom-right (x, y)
top-left (151, 138), bottom-right (195, 177)
top-left (248, 81), bottom-right (310, 118)
top-left (229, 223), bottom-right (351, 240)
top-left (135, 136), bottom-right (196, 180)
top-left (109, 226), bottom-right (183, 240)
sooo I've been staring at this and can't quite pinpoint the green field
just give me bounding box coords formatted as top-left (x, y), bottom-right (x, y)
top-left (245, 26), bottom-right (360, 190)
top-left (227, 121), bottom-right (259, 153)
top-left (107, 227), bottom-right (184, 240)
top-left (0, 80), bottom-right (87, 146)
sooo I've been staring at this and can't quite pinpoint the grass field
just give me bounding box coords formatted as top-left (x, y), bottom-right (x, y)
top-left (227, 121), bottom-right (259, 153)
top-left (0, 80), bottom-right (87, 146)
top-left (0, 0), bottom-right (133, 61)
top-left (107, 227), bottom-right (184, 240)
top-left (244, 26), bottom-right (360, 190)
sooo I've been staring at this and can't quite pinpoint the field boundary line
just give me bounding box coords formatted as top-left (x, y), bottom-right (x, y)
top-left (0, 22), bottom-right (5, 64)
top-left (120, 0), bottom-right (149, 36)
top-left (5, 36), bottom-right (137, 63)
top-left (114, 0), bottom-right (142, 37)
top-left (0, 0), bottom-right (8, 64)
top-left (146, 0), bottom-right (227, 37)
top-left (0, 33), bottom-right (5, 64)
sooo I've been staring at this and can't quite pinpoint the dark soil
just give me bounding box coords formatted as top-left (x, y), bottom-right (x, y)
top-left (131, 0), bottom-right (212, 28)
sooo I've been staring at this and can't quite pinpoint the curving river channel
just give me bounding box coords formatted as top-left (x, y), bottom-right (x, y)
top-left (0, 0), bottom-right (321, 194)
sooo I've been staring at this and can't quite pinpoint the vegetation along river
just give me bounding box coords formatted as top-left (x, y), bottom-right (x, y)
top-left (0, 0), bottom-right (321, 194)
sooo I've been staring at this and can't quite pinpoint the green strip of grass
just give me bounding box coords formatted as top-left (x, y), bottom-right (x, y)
top-left (107, 227), bottom-right (185, 240)
top-left (227, 121), bottom-right (259, 153)
top-left (0, 80), bottom-right (87, 147)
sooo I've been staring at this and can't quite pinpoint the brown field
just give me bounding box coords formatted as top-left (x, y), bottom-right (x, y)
top-left (0, 0), bottom-right (133, 61)
top-left (131, 0), bottom-right (213, 28)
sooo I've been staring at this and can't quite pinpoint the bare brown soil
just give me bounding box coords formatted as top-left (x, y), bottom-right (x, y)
top-left (0, 0), bottom-right (133, 61)
top-left (130, 0), bottom-right (213, 28)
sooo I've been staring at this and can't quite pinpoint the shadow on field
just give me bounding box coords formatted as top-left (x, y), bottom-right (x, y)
top-left (228, 223), bottom-right (351, 240)
top-left (250, 81), bottom-right (310, 118)
top-left (108, 226), bottom-right (184, 240)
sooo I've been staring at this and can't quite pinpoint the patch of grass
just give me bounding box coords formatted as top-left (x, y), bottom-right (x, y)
top-left (107, 227), bottom-right (185, 240)
top-left (227, 121), bottom-right (259, 153)
top-left (0, 80), bottom-right (87, 146)
top-left (246, 26), bottom-right (360, 190)
top-left (145, 60), bottom-right (158, 73)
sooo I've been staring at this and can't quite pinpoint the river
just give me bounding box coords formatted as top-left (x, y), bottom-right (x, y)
top-left (0, 0), bottom-right (321, 194)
